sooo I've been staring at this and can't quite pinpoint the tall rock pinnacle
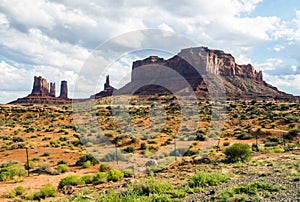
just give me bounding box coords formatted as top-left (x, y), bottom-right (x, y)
top-left (59, 80), bottom-right (68, 99)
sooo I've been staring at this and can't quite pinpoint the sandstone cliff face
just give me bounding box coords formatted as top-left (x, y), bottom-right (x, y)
top-left (119, 47), bottom-right (292, 99)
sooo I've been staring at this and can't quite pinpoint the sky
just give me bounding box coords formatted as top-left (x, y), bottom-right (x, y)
top-left (0, 0), bottom-right (300, 103)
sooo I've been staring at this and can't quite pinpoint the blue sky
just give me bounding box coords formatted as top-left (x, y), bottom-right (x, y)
top-left (0, 0), bottom-right (300, 103)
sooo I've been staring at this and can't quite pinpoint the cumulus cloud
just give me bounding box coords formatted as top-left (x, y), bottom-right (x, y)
top-left (0, 0), bottom-right (299, 103)
top-left (264, 74), bottom-right (300, 95)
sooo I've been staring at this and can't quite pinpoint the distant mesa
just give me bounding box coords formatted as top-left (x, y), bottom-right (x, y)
top-left (9, 46), bottom-right (296, 105)
top-left (117, 47), bottom-right (294, 100)
top-left (9, 76), bottom-right (71, 105)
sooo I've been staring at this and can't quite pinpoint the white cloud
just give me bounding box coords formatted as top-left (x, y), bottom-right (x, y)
top-left (0, 0), bottom-right (300, 103)
top-left (264, 74), bottom-right (300, 95)
top-left (255, 58), bottom-right (283, 71)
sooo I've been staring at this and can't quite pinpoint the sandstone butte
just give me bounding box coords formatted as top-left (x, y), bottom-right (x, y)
top-left (9, 46), bottom-right (295, 105)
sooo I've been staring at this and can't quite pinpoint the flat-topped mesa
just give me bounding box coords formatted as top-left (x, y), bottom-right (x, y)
top-left (177, 47), bottom-right (263, 81)
top-left (131, 47), bottom-right (263, 82)
top-left (118, 46), bottom-right (292, 99)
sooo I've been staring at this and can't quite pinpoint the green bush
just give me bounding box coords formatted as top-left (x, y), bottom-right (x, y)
top-left (101, 150), bottom-right (128, 162)
top-left (27, 184), bottom-right (56, 200)
top-left (132, 177), bottom-right (173, 196)
top-left (236, 133), bottom-right (253, 140)
top-left (25, 160), bottom-right (35, 170)
top-left (0, 162), bottom-right (27, 181)
top-left (39, 184), bottom-right (56, 198)
top-left (107, 169), bottom-right (124, 182)
top-left (123, 146), bottom-right (135, 153)
top-left (80, 174), bottom-right (94, 184)
top-left (223, 142), bottom-right (230, 147)
top-left (188, 170), bottom-right (228, 188)
top-left (82, 161), bottom-right (91, 168)
top-left (224, 143), bottom-right (252, 163)
top-left (123, 168), bottom-right (134, 177)
top-left (99, 163), bottom-right (111, 172)
top-left (58, 175), bottom-right (83, 189)
top-left (15, 186), bottom-right (25, 196)
top-left (92, 172), bottom-right (108, 185)
top-left (75, 153), bottom-right (99, 166)
top-left (219, 181), bottom-right (284, 200)
top-left (53, 164), bottom-right (69, 175)
top-left (283, 129), bottom-right (299, 140)
top-left (140, 142), bottom-right (147, 150)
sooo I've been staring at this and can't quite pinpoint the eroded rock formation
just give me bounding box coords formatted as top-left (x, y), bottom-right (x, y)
top-left (10, 76), bottom-right (71, 105)
top-left (118, 47), bottom-right (293, 99)
top-left (91, 75), bottom-right (115, 99)
top-left (59, 81), bottom-right (68, 99)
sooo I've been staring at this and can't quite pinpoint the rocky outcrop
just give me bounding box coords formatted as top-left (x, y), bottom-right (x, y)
top-left (118, 47), bottom-right (293, 99)
top-left (9, 76), bottom-right (71, 105)
top-left (59, 81), bottom-right (68, 99)
top-left (91, 75), bottom-right (115, 99)
top-left (31, 76), bottom-right (50, 96)
top-left (50, 82), bottom-right (56, 97)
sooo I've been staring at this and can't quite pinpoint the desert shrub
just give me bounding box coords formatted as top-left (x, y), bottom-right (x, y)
top-left (224, 143), bottom-right (252, 163)
top-left (41, 152), bottom-right (50, 157)
top-left (132, 177), bottom-right (173, 196)
top-left (39, 183), bottom-right (56, 198)
top-left (283, 129), bottom-right (299, 140)
top-left (92, 172), bottom-right (108, 185)
top-left (188, 170), bottom-right (228, 188)
top-left (7, 189), bottom-right (16, 198)
top-left (82, 161), bottom-right (91, 168)
top-left (264, 142), bottom-right (279, 147)
top-left (15, 186), bottom-right (25, 196)
top-left (140, 142), bottom-right (147, 150)
top-left (236, 133), bottom-right (253, 140)
top-left (107, 169), bottom-right (124, 182)
top-left (101, 150), bottom-right (128, 162)
top-left (57, 160), bottom-right (67, 165)
top-left (223, 142), bottom-right (230, 146)
top-left (12, 136), bottom-right (24, 142)
top-left (123, 168), bottom-right (134, 177)
top-left (123, 146), bottom-right (135, 153)
top-left (283, 114), bottom-right (298, 123)
top-left (0, 162), bottom-right (27, 181)
top-left (8, 186), bottom-right (25, 198)
top-left (25, 126), bottom-right (35, 133)
top-left (58, 175), bottom-right (83, 189)
top-left (53, 164), bottom-right (69, 175)
top-left (80, 174), bottom-right (94, 184)
top-left (99, 163), bottom-right (111, 172)
top-left (49, 140), bottom-right (60, 147)
top-left (170, 148), bottom-right (188, 156)
top-left (25, 160), bottom-right (35, 170)
top-left (27, 184), bottom-right (56, 200)
top-left (195, 130), bottom-right (206, 141)
top-left (75, 153), bottom-right (99, 166)
top-left (10, 143), bottom-right (26, 149)
top-left (219, 181), bottom-right (284, 200)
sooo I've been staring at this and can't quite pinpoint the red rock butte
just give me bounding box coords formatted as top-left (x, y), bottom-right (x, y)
top-left (9, 76), bottom-right (71, 105)
top-left (117, 47), bottom-right (294, 100)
